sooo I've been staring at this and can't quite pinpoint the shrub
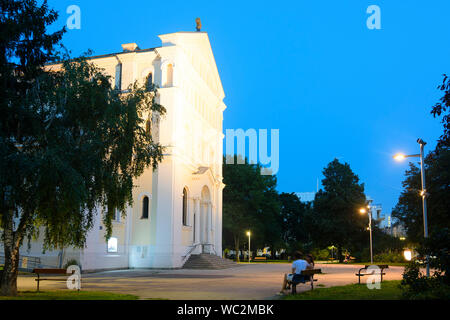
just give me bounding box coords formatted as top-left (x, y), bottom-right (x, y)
top-left (311, 248), bottom-right (330, 260)
top-left (400, 228), bottom-right (450, 299)
top-left (63, 259), bottom-right (81, 271)
top-left (373, 250), bottom-right (406, 263)
top-left (401, 262), bottom-right (450, 299)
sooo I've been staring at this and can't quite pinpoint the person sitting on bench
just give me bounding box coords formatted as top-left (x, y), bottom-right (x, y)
top-left (280, 251), bottom-right (312, 293)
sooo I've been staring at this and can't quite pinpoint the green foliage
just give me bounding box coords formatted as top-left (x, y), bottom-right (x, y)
top-left (393, 74), bottom-right (450, 244)
top-left (400, 229), bottom-right (450, 299)
top-left (283, 280), bottom-right (403, 300)
top-left (373, 250), bottom-right (405, 263)
top-left (63, 259), bottom-right (80, 270)
top-left (279, 192), bottom-right (312, 252)
top-left (431, 74), bottom-right (450, 147)
top-left (401, 262), bottom-right (450, 300)
top-left (2, 55), bottom-right (165, 249)
top-left (222, 156), bottom-right (281, 261)
top-left (309, 159), bottom-right (367, 261)
top-left (0, 0), bottom-right (165, 295)
top-left (392, 147), bottom-right (450, 244)
top-left (311, 248), bottom-right (330, 260)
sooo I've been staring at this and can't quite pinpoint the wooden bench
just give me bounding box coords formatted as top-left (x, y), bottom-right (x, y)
top-left (355, 265), bottom-right (389, 284)
top-left (32, 268), bottom-right (78, 292)
top-left (254, 257), bottom-right (267, 262)
top-left (289, 269), bottom-right (322, 294)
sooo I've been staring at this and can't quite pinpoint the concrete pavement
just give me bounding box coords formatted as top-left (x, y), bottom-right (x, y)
top-left (16, 263), bottom-right (405, 300)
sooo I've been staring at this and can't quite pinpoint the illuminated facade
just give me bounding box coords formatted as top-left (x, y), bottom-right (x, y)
top-left (17, 31), bottom-right (226, 271)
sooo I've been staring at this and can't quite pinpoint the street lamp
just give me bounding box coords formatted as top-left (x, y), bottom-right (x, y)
top-left (393, 138), bottom-right (430, 277)
top-left (359, 206), bottom-right (373, 264)
top-left (246, 231), bottom-right (251, 263)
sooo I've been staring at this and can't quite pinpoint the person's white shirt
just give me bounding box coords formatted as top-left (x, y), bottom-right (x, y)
top-left (292, 259), bottom-right (310, 274)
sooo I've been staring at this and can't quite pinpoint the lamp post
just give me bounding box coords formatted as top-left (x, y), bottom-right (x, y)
top-left (360, 207), bottom-right (373, 264)
top-left (246, 231), bottom-right (251, 263)
top-left (394, 138), bottom-right (430, 277)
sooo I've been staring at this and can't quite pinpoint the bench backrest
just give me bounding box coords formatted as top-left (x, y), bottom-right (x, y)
top-left (301, 269), bottom-right (322, 276)
top-left (32, 268), bottom-right (67, 274)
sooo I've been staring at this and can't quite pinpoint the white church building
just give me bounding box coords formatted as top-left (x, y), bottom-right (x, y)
top-left (8, 31), bottom-right (227, 271)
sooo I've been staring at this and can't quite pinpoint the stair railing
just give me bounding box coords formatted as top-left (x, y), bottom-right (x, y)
top-left (181, 243), bottom-right (202, 264)
top-left (201, 243), bottom-right (216, 255)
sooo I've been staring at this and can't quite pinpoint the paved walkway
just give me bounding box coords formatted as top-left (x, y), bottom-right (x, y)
top-left (17, 263), bottom-right (404, 300)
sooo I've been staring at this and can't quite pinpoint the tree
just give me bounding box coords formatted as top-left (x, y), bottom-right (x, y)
top-left (393, 73), bottom-right (450, 244)
top-left (392, 144), bottom-right (450, 243)
top-left (279, 192), bottom-right (312, 252)
top-left (222, 156), bottom-right (281, 261)
top-left (431, 74), bottom-right (450, 148)
top-left (310, 159), bottom-right (367, 262)
top-left (0, 1), bottom-right (165, 296)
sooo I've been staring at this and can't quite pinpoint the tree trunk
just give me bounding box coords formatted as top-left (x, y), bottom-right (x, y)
top-left (0, 224), bottom-right (20, 296)
top-left (234, 235), bottom-right (240, 263)
top-left (337, 246), bottom-right (343, 263)
top-left (0, 209), bottom-right (24, 296)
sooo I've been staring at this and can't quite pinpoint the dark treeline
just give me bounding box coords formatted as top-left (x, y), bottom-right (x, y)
top-left (222, 156), bottom-right (404, 263)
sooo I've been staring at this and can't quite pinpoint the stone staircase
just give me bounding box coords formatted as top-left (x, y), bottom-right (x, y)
top-left (182, 253), bottom-right (239, 269)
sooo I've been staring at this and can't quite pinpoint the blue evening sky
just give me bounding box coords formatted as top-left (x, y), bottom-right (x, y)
top-left (47, 0), bottom-right (449, 218)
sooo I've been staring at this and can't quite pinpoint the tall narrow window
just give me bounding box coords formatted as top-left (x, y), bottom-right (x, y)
top-left (114, 208), bottom-right (121, 222)
top-left (115, 63), bottom-right (122, 90)
top-left (145, 115), bottom-right (151, 137)
top-left (182, 188), bottom-right (188, 226)
top-left (166, 64), bottom-right (173, 87)
top-left (142, 196), bottom-right (149, 219)
top-left (146, 73), bottom-right (153, 91)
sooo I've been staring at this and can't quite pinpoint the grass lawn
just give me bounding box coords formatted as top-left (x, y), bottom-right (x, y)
top-left (349, 262), bottom-right (408, 267)
top-left (0, 290), bottom-right (139, 300)
top-left (283, 280), bottom-right (403, 300)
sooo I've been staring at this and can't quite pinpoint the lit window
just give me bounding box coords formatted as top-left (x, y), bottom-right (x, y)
top-left (107, 237), bottom-right (118, 253)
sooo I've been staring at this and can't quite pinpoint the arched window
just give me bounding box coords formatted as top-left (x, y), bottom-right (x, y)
top-left (182, 188), bottom-right (188, 226)
top-left (142, 196), bottom-right (149, 219)
top-left (146, 73), bottom-right (153, 91)
top-left (165, 64), bottom-right (173, 87)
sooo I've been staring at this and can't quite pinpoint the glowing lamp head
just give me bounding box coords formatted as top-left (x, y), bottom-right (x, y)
top-left (403, 249), bottom-right (412, 261)
top-left (246, 231), bottom-right (251, 236)
top-left (394, 154), bottom-right (406, 161)
top-left (359, 208), bottom-right (367, 214)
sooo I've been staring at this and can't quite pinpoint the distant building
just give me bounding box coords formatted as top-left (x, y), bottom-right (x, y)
top-left (295, 192), bottom-right (316, 203)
